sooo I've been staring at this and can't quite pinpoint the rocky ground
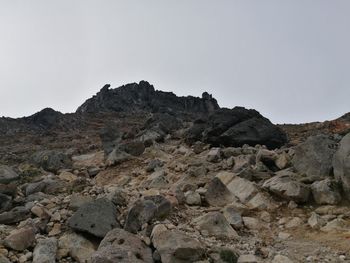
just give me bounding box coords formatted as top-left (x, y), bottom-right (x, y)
top-left (1, 82), bottom-right (350, 263)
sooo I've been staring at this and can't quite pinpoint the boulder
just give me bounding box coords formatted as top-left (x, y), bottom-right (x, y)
top-left (68, 198), bottom-right (120, 238)
top-left (33, 238), bottom-right (58, 263)
top-left (124, 200), bottom-right (157, 234)
top-left (308, 212), bottom-right (326, 229)
top-left (184, 191), bottom-right (201, 206)
top-left (333, 132), bottom-right (350, 200)
top-left (194, 212), bottom-right (239, 238)
top-left (119, 141), bottom-right (145, 156)
top-left (292, 135), bottom-right (337, 177)
top-left (91, 228), bottom-right (153, 263)
top-left (311, 179), bottom-right (341, 205)
top-left (263, 173), bottom-right (310, 203)
top-left (151, 226), bottom-right (205, 263)
top-left (31, 150), bottom-right (72, 173)
top-left (124, 196), bottom-right (172, 233)
top-left (99, 125), bottom-right (123, 155)
top-left (106, 148), bottom-right (131, 166)
top-left (0, 166), bottom-right (19, 184)
top-left (222, 206), bottom-right (243, 229)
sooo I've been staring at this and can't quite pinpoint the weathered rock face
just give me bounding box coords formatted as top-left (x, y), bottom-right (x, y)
top-left (77, 81), bottom-right (219, 114)
top-left (91, 228), bottom-right (153, 263)
top-left (186, 108), bottom-right (287, 149)
top-left (333, 132), bottom-right (350, 200)
top-left (292, 135), bottom-right (337, 177)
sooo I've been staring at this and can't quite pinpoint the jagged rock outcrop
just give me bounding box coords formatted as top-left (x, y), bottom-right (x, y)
top-left (77, 81), bottom-right (220, 114)
top-left (186, 108), bottom-right (287, 149)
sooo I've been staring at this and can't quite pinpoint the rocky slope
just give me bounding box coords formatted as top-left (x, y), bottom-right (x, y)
top-left (0, 82), bottom-right (350, 263)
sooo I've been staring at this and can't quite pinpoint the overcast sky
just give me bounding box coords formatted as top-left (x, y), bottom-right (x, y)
top-left (0, 1), bottom-right (349, 124)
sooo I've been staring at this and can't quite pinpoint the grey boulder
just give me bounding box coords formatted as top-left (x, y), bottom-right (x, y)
top-left (91, 228), bottom-right (153, 263)
top-left (68, 198), bottom-right (120, 238)
top-left (33, 238), bottom-right (58, 263)
top-left (292, 135), bottom-right (337, 177)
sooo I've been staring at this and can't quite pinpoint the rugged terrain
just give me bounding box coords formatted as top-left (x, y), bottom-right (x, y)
top-left (0, 81), bottom-right (350, 263)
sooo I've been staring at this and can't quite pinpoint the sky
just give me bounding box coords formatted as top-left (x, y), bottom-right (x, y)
top-left (0, 0), bottom-right (349, 124)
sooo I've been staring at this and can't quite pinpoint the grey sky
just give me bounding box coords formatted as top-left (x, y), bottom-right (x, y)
top-left (0, 0), bottom-right (349, 124)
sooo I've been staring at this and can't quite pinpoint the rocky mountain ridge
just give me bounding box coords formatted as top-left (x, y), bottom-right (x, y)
top-left (0, 82), bottom-right (350, 262)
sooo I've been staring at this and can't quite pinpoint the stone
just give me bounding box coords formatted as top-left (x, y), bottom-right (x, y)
top-left (72, 151), bottom-right (105, 169)
top-left (31, 150), bottom-right (72, 173)
top-left (68, 198), bottom-right (120, 238)
top-left (272, 255), bottom-right (294, 263)
top-left (320, 218), bottom-right (347, 233)
top-left (285, 217), bottom-right (303, 229)
top-left (0, 166), bottom-right (19, 184)
top-left (152, 227), bottom-right (205, 263)
top-left (99, 125), bottom-right (123, 155)
top-left (33, 238), bottom-right (58, 263)
top-left (263, 173), bottom-right (310, 203)
top-left (58, 233), bottom-right (96, 263)
top-left (292, 135), bottom-right (337, 177)
top-left (58, 171), bottom-right (77, 182)
top-left (194, 212), bottom-right (239, 238)
top-left (222, 206), bottom-right (243, 229)
top-left (185, 191), bottom-right (201, 206)
top-left (144, 195), bottom-right (172, 220)
top-left (308, 212), bottom-right (326, 229)
top-left (119, 141), bottom-right (145, 156)
top-left (25, 179), bottom-right (63, 196)
top-left (0, 183), bottom-right (17, 197)
top-left (242, 217), bottom-right (261, 230)
top-left (217, 173), bottom-right (258, 204)
top-left (4, 227), bottom-right (36, 251)
top-left (0, 194), bottom-right (12, 213)
top-left (233, 154), bottom-right (256, 173)
top-left (91, 228), bottom-right (153, 263)
top-left (207, 148), bottom-right (223, 163)
top-left (0, 255), bottom-right (10, 263)
top-left (146, 159), bottom-right (163, 172)
top-left (0, 206), bottom-right (29, 224)
top-left (311, 179), bottom-right (341, 205)
top-left (124, 199), bottom-right (157, 234)
top-left (205, 177), bottom-right (236, 207)
top-left (333, 132), bottom-right (350, 200)
top-left (278, 232), bottom-right (291, 240)
top-left (275, 151), bottom-right (291, 170)
top-left (106, 148), bottom-right (131, 166)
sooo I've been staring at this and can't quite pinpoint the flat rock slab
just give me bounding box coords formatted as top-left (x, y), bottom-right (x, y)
top-left (68, 198), bottom-right (120, 238)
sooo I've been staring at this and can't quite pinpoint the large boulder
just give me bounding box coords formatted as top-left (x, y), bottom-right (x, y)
top-left (205, 177), bottom-right (236, 207)
top-left (68, 198), bottom-right (120, 238)
top-left (4, 227), bottom-right (36, 251)
top-left (186, 108), bottom-right (287, 149)
top-left (31, 150), bottom-right (72, 173)
top-left (0, 166), bottom-right (19, 184)
top-left (292, 135), bottom-right (337, 177)
top-left (333, 132), bottom-right (350, 200)
top-left (91, 228), bottom-right (153, 263)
